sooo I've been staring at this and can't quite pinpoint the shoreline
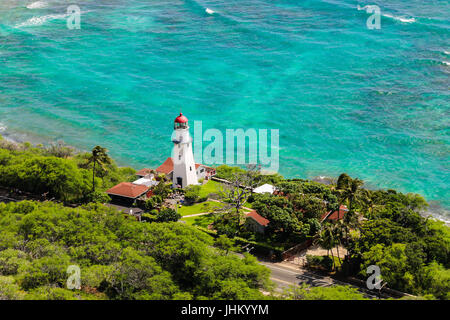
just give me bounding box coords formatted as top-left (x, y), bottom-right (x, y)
top-left (1, 126), bottom-right (449, 225)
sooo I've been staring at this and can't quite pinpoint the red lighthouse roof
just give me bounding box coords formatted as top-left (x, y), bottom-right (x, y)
top-left (175, 113), bottom-right (188, 123)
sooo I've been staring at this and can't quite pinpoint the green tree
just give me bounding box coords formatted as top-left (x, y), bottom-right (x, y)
top-left (156, 208), bottom-right (180, 222)
top-left (314, 224), bottom-right (337, 270)
top-left (214, 235), bottom-right (234, 255)
top-left (86, 146), bottom-right (112, 192)
top-left (284, 284), bottom-right (368, 300)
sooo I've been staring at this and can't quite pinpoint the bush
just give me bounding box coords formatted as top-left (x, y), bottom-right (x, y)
top-left (156, 208), bottom-right (181, 222)
top-left (144, 196), bottom-right (162, 211)
top-left (184, 185), bottom-right (201, 203)
top-left (306, 255), bottom-right (333, 272)
top-left (86, 191), bottom-right (111, 204)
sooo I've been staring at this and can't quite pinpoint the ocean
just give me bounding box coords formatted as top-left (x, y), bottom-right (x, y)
top-left (0, 0), bottom-right (449, 221)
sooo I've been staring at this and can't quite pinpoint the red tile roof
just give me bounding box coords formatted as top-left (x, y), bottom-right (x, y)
top-left (321, 205), bottom-right (349, 222)
top-left (156, 157), bottom-right (174, 174)
top-left (156, 157), bottom-right (214, 174)
top-left (196, 163), bottom-right (215, 171)
top-left (106, 182), bottom-right (149, 199)
top-left (136, 168), bottom-right (153, 177)
top-left (246, 210), bottom-right (270, 227)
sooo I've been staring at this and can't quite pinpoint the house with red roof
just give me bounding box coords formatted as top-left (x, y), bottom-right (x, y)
top-left (245, 210), bottom-right (270, 234)
top-left (320, 205), bottom-right (349, 222)
top-left (106, 182), bottom-right (150, 206)
top-left (136, 156), bottom-right (215, 183)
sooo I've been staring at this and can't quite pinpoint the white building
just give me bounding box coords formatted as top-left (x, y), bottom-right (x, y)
top-left (153, 157), bottom-right (216, 185)
top-left (132, 113), bottom-right (216, 189)
top-left (171, 113), bottom-right (199, 188)
top-left (253, 183), bottom-right (276, 194)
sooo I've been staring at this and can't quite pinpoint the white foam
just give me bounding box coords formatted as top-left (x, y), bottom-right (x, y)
top-left (444, 50), bottom-right (450, 55)
top-left (442, 61), bottom-right (450, 66)
top-left (205, 8), bottom-right (215, 15)
top-left (26, 1), bottom-right (48, 9)
top-left (382, 13), bottom-right (416, 23)
top-left (0, 123), bottom-right (6, 132)
top-left (14, 13), bottom-right (68, 28)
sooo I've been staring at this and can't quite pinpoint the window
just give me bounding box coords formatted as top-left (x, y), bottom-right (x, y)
top-left (190, 166), bottom-right (192, 171)
top-left (179, 155), bottom-right (181, 160)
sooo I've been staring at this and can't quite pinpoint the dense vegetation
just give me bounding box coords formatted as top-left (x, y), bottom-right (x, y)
top-left (247, 174), bottom-right (450, 299)
top-left (0, 140), bottom-right (448, 300)
top-left (0, 201), bottom-right (271, 300)
top-left (0, 136), bottom-right (135, 203)
top-left (282, 284), bottom-right (368, 300)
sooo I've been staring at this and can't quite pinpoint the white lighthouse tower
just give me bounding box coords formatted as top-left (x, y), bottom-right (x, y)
top-left (171, 113), bottom-right (198, 188)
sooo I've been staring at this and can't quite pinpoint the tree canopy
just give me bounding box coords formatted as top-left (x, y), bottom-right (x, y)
top-left (0, 201), bottom-right (272, 300)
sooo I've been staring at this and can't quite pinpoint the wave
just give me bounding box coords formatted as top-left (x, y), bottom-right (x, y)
top-left (0, 123), bottom-right (6, 132)
top-left (357, 6), bottom-right (416, 24)
top-left (442, 61), bottom-right (450, 66)
top-left (444, 51), bottom-right (450, 55)
top-left (14, 13), bottom-right (68, 28)
top-left (26, 1), bottom-right (48, 9)
top-left (382, 13), bottom-right (416, 23)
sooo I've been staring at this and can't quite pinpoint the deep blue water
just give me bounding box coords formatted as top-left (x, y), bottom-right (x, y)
top-left (0, 0), bottom-right (449, 220)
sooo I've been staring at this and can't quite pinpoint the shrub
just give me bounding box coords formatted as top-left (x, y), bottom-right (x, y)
top-left (86, 191), bottom-right (111, 204)
top-left (306, 255), bottom-right (333, 272)
top-left (156, 208), bottom-right (181, 222)
top-left (184, 185), bottom-right (201, 203)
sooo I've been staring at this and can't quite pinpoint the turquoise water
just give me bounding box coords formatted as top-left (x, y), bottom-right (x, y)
top-left (0, 1), bottom-right (449, 218)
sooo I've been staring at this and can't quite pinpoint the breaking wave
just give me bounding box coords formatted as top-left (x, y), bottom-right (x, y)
top-left (26, 1), bottom-right (48, 9)
top-left (14, 13), bottom-right (68, 28)
top-left (382, 13), bottom-right (416, 23)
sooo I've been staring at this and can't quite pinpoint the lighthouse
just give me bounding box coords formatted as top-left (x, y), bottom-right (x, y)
top-left (171, 113), bottom-right (198, 188)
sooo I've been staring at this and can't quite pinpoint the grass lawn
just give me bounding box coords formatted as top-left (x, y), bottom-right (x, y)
top-left (182, 213), bottom-right (214, 228)
top-left (178, 201), bottom-right (225, 216)
top-left (198, 180), bottom-right (223, 198)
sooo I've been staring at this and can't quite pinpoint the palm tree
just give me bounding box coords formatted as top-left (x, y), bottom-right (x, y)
top-left (86, 146), bottom-right (112, 192)
top-left (332, 221), bottom-right (345, 264)
top-left (314, 224), bottom-right (337, 271)
top-left (334, 175), bottom-right (365, 261)
top-left (345, 178), bottom-right (364, 211)
top-left (335, 173), bottom-right (352, 220)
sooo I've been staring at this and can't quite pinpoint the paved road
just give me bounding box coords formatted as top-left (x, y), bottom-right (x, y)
top-left (259, 260), bottom-right (381, 298)
top-left (260, 261), bottom-right (335, 290)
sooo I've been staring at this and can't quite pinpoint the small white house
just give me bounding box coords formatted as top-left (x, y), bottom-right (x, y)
top-left (253, 184), bottom-right (275, 194)
top-left (132, 177), bottom-right (158, 188)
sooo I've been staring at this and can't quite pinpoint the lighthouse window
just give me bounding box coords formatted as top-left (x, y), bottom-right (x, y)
top-left (179, 155), bottom-right (181, 160)
top-left (190, 166), bottom-right (192, 171)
